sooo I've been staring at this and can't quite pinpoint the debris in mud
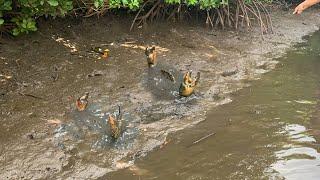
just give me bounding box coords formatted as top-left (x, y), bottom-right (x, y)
top-left (159, 137), bottom-right (170, 149)
top-left (0, 90), bottom-right (6, 96)
top-left (181, 42), bottom-right (196, 49)
top-left (0, 74), bottom-right (12, 80)
top-left (256, 62), bottom-right (269, 70)
top-left (179, 71), bottom-right (200, 97)
top-left (26, 133), bottom-right (34, 140)
top-left (51, 73), bottom-right (59, 81)
top-left (115, 160), bottom-right (133, 169)
top-left (204, 52), bottom-right (218, 61)
top-left (294, 100), bottom-right (317, 105)
top-left (187, 132), bottom-right (216, 148)
top-left (221, 69), bottom-right (239, 77)
top-left (160, 69), bottom-right (175, 82)
top-left (87, 70), bottom-right (103, 78)
top-left (76, 92), bottom-right (89, 111)
top-left (251, 105), bottom-right (264, 115)
top-left (128, 165), bottom-right (149, 176)
top-left (47, 119), bottom-right (63, 126)
top-left (91, 47), bottom-right (104, 54)
top-left (52, 36), bottom-right (78, 53)
top-left (119, 43), bottom-right (145, 50)
top-left (18, 92), bottom-right (45, 100)
top-left (50, 65), bottom-right (61, 81)
top-left (90, 47), bottom-right (110, 59)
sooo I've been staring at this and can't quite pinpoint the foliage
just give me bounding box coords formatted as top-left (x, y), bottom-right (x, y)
top-left (108, 0), bottom-right (141, 10)
top-left (199, 0), bottom-right (225, 9)
top-left (11, 17), bottom-right (37, 36)
top-left (0, 0), bottom-right (73, 35)
top-left (0, 0), bottom-right (270, 36)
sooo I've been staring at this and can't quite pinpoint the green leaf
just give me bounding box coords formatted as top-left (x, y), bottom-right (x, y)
top-left (186, 0), bottom-right (197, 6)
top-left (30, 25), bottom-right (37, 31)
top-left (3, 1), bottom-right (12, 10)
top-left (12, 28), bottom-right (20, 36)
top-left (94, 1), bottom-right (100, 8)
top-left (48, 0), bottom-right (59, 6)
top-left (122, 0), bottom-right (128, 5)
top-left (65, 1), bottom-right (73, 6)
top-left (11, 17), bottom-right (18, 23)
top-left (0, 19), bottom-right (4, 25)
top-left (26, 22), bottom-right (32, 29)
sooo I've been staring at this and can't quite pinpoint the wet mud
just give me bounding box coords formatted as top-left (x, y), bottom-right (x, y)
top-left (0, 8), bottom-right (320, 178)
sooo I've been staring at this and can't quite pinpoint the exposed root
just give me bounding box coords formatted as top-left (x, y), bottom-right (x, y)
top-left (130, 0), bottom-right (153, 31)
top-left (204, 0), bottom-right (273, 33)
top-left (130, 0), bottom-right (162, 31)
top-left (131, 0), bottom-right (273, 33)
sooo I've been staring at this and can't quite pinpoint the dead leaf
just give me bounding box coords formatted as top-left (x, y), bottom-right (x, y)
top-left (47, 119), bottom-right (62, 125)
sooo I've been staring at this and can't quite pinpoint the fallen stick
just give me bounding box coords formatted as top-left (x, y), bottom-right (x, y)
top-left (18, 92), bottom-right (45, 100)
top-left (187, 132), bottom-right (216, 148)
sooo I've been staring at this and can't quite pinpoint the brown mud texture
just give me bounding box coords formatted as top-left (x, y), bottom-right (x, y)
top-left (0, 8), bottom-right (320, 179)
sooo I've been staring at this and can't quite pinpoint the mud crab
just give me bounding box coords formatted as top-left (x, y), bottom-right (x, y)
top-left (108, 106), bottom-right (123, 139)
top-left (179, 71), bottom-right (200, 97)
top-left (145, 46), bottom-right (157, 67)
top-left (76, 92), bottom-right (89, 111)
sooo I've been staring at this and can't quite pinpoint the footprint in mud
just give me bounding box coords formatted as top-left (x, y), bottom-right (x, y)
top-left (53, 104), bottom-right (139, 151)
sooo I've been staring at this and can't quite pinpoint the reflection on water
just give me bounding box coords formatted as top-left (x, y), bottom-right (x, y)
top-left (272, 124), bottom-right (320, 179)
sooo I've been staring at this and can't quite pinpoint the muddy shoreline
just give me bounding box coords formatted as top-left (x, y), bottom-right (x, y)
top-left (0, 8), bottom-right (320, 179)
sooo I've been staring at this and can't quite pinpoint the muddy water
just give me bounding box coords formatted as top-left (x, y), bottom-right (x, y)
top-left (108, 32), bottom-right (320, 179)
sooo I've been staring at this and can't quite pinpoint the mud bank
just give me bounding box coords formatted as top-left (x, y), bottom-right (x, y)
top-left (0, 8), bottom-right (319, 179)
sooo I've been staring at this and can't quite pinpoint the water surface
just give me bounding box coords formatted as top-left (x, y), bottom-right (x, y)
top-left (108, 31), bottom-right (320, 179)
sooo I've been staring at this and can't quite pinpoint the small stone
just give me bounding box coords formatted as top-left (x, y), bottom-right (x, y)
top-left (26, 134), bottom-right (34, 140)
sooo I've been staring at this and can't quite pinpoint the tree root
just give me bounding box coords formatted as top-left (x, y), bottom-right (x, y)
top-left (130, 0), bottom-right (162, 31)
top-left (205, 0), bottom-right (273, 33)
top-left (130, 0), bottom-right (273, 34)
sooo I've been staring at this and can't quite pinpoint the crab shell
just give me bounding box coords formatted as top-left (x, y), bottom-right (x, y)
top-left (76, 99), bottom-right (87, 111)
top-left (179, 83), bottom-right (195, 97)
top-left (108, 114), bottom-right (121, 139)
top-left (179, 71), bottom-right (200, 97)
top-left (145, 46), bottom-right (157, 67)
top-left (76, 92), bottom-right (89, 111)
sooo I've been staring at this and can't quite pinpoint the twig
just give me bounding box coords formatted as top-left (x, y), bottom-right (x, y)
top-left (167, 6), bottom-right (179, 21)
top-left (235, 1), bottom-right (239, 29)
top-left (206, 10), bottom-right (214, 29)
top-left (18, 92), bottom-right (46, 100)
top-left (257, 0), bottom-right (273, 33)
top-left (217, 8), bottom-right (224, 29)
top-left (83, 11), bottom-right (100, 18)
top-left (136, 0), bottom-right (161, 27)
top-left (130, 0), bottom-right (152, 31)
top-left (187, 132), bottom-right (216, 148)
